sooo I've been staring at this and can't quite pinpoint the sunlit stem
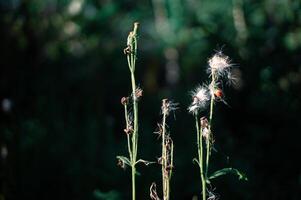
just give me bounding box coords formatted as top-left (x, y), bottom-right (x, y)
top-left (126, 22), bottom-right (139, 200)
top-left (161, 110), bottom-right (173, 200)
top-left (206, 72), bottom-right (216, 178)
top-left (162, 111), bottom-right (167, 200)
top-left (195, 114), bottom-right (206, 200)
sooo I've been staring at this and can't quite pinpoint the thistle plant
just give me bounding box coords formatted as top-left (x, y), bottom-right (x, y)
top-left (150, 99), bottom-right (177, 200)
top-left (189, 51), bottom-right (247, 200)
top-left (117, 22), bottom-right (150, 200)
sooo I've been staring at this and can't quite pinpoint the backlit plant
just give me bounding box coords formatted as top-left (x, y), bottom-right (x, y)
top-left (188, 51), bottom-right (248, 200)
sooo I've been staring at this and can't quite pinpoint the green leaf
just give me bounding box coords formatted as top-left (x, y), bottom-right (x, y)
top-left (192, 158), bottom-right (200, 167)
top-left (208, 168), bottom-right (248, 181)
top-left (116, 156), bottom-right (131, 166)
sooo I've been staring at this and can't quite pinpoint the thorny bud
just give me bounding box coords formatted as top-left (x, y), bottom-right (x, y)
top-left (121, 97), bottom-right (129, 105)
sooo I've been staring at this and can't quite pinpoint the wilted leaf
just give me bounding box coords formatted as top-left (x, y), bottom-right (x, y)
top-left (136, 159), bottom-right (155, 166)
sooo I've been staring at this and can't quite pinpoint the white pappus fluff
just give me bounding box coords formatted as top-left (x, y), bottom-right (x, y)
top-left (188, 86), bottom-right (210, 114)
top-left (208, 51), bottom-right (232, 78)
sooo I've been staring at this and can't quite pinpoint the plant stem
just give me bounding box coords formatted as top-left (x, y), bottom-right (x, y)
top-left (206, 73), bottom-right (216, 178)
top-left (209, 73), bottom-right (216, 124)
top-left (195, 115), bottom-right (206, 200)
top-left (126, 22), bottom-right (139, 200)
top-left (130, 72), bottom-right (138, 200)
top-left (124, 104), bottom-right (132, 160)
top-left (132, 165), bottom-right (136, 200)
top-left (162, 112), bottom-right (168, 200)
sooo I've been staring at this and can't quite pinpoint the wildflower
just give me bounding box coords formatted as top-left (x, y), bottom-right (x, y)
top-left (208, 52), bottom-right (232, 77)
top-left (188, 86), bottom-right (210, 114)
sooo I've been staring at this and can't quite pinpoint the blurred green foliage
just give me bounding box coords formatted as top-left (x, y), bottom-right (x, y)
top-left (0, 0), bottom-right (301, 199)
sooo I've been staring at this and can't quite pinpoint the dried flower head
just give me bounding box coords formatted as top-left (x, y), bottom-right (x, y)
top-left (123, 125), bottom-right (133, 135)
top-left (202, 127), bottom-right (210, 140)
top-left (150, 182), bottom-right (160, 200)
top-left (154, 123), bottom-right (163, 139)
top-left (117, 159), bottom-right (126, 169)
top-left (208, 52), bottom-right (232, 77)
top-left (134, 87), bottom-right (143, 101)
top-left (200, 117), bottom-right (209, 129)
top-left (121, 97), bottom-right (129, 105)
top-left (188, 86), bottom-right (210, 114)
top-left (161, 98), bottom-right (179, 116)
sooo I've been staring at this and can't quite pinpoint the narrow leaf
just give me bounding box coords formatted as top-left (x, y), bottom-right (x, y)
top-left (208, 167), bottom-right (248, 181)
top-left (192, 158), bottom-right (200, 167)
top-left (116, 156), bottom-right (131, 166)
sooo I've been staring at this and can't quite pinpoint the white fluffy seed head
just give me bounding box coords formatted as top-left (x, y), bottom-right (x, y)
top-left (188, 86), bottom-right (210, 114)
top-left (208, 52), bottom-right (232, 76)
top-left (195, 87), bottom-right (209, 102)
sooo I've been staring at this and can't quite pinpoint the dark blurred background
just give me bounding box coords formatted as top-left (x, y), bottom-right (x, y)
top-left (0, 0), bottom-right (301, 199)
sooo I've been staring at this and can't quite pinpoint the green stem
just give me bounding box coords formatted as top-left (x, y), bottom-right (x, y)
top-left (126, 22), bottom-right (139, 200)
top-left (130, 59), bottom-right (138, 200)
top-left (132, 165), bottom-right (136, 200)
top-left (124, 104), bottom-right (132, 161)
top-left (209, 73), bottom-right (215, 124)
top-left (206, 73), bottom-right (216, 178)
top-left (195, 115), bottom-right (206, 200)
